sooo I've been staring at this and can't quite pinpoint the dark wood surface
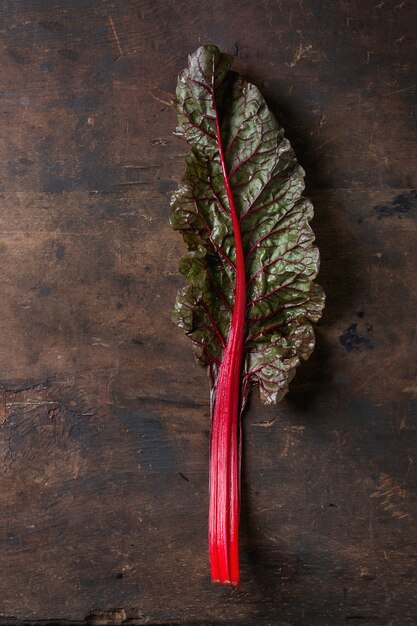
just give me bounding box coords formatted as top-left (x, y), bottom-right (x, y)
top-left (0, 0), bottom-right (416, 624)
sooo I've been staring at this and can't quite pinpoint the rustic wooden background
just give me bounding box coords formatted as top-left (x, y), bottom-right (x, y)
top-left (0, 0), bottom-right (416, 624)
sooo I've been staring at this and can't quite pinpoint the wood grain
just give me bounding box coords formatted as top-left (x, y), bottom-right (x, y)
top-left (0, 0), bottom-right (416, 623)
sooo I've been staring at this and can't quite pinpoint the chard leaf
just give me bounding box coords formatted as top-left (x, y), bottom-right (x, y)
top-left (170, 44), bottom-right (325, 406)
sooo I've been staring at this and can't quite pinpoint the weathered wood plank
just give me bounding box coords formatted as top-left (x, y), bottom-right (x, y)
top-left (0, 0), bottom-right (416, 623)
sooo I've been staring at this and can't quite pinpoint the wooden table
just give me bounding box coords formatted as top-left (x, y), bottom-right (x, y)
top-left (1, 1), bottom-right (416, 623)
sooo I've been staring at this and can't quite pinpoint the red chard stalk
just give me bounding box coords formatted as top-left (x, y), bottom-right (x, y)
top-left (170, 45), bottom-right (325, 586)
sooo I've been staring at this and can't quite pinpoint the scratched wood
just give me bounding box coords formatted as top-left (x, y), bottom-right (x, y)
top-left (0, 0), bottom-right (416, 624)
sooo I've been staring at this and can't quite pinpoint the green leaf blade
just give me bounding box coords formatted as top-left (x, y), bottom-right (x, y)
top-left (171, 45), bottom-right (325, 405)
